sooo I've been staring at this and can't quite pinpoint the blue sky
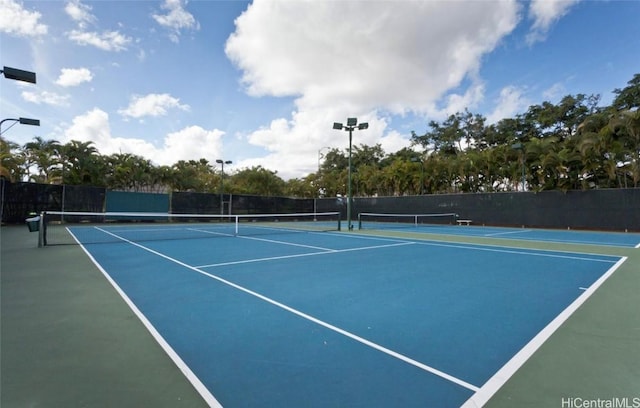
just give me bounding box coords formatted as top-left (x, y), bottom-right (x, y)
top-left (1, 0), bottom-right (639, 180)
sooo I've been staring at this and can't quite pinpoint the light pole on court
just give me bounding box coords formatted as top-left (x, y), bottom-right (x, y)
top-left (332, 118), bottom-right (368, 230)
top-left (216, 159), bottom-right (232, 215)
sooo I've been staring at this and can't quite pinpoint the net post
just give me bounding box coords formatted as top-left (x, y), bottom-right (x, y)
top-left (337, 216), bottom-right (341, 231)
top-left (357, 213), bottom-right (362, 230)
top-left (234, 215), bottom-right (239, 236)
top-left (37, 211), bottom-right (45, 247)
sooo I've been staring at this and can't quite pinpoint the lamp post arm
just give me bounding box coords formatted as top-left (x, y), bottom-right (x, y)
top-left (0, 118), bottom-right (18, 135)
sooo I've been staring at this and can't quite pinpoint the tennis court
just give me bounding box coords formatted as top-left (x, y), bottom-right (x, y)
top-left (357, 212), bottom-right (640, 248)
top-left (26, 211), bottom-right (637, 407)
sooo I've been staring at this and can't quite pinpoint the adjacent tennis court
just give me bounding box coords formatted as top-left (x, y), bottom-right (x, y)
top-left (357, 212), bottom-right (640, 248)
top-left (47, 211), bottom-right (635, 407)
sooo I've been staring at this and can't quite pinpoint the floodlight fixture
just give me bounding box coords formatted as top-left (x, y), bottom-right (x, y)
top-left (333, 122), bottom-right (343, 130)
top-left (19, 117), bottom-right (40, 126)
top-left (346, 117), bottom-right (357, 127)
top-left (1, 66), bottom-right (37, 84)
top-left (0, 116), bottom-right (40, 136)
top-left (358, 123), bottom-right (368, 130)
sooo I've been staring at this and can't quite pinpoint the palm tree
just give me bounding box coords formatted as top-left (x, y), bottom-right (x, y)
top-left (59, 141), bottom-right (104, 186)
top-left (525, 137), bottom-right (560, 191)
top-left (23, 137), bottom-right (62, 183)
top-left (608, 109), bottom-right (640, 187)
top-left (0, 137), bottom-right (25, 182)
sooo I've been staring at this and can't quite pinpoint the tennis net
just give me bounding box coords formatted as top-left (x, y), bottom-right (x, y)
top-left (358, 212), bottom-right (458, 230)
top-left (39, 211), bottom-right (341, 246)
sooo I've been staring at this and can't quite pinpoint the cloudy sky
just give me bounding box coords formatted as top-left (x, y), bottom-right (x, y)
top-left (1, 0), bottom-right (639, 180)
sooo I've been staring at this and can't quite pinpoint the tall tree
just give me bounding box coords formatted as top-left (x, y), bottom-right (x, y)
top-left (611, 73), bottom-right (640, 111)
top-left (59, 140), bottom-right (105, 186)
top-left (231, 166), bottom-right (285, 196)
top-left (608, 109), bottom-right (640, 187)
top-left (23, 137), bottom-right (61, 183)
top-left (0, 137), bottom-right (25, 182)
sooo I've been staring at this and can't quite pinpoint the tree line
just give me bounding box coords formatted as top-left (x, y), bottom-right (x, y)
top-left (1, 73), bottom-right (639, 198)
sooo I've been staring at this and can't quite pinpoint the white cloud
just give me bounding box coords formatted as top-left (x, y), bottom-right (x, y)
top-left (64, 0), bottom-right (96, 29)
top-left (55, 67), bottom-right (93, 87)
top-left (64, 108), bottom-right (112, 146)
top-left (118, 93), bottom-right (190, 119)
top-left (486, 86), bottom-right (530, 124)
top-left (241, 108), bottom-right (411, 179)
top-left (527, 0), bottom-right (580, 45)
top-left (67, 29), bottom-right (132, 51)
top-left (0, 0), bottom-right (47, 37)
top-left (226, 1), bottom-right (519, 114)
top-left (153, 126), bottom-right (224, 166)
top-left (152, 0), bottom-right (199, 43)
top-left (21, 90), bottom-right (70, 107)
top-left (63, 0), bottom-right (132, 51)
top-left (542, 82), bottom-right (566, 102)
top-left (436, 81), bottom-right (486, 119)
top-left (63, 109), bottom-right (224, 166)
top-left (225, 0), bottom-right (520, 178)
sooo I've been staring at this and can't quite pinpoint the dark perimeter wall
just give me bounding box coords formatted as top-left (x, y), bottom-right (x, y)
top-left (2, 180), bottom-right (639, 232)
top-left (318, 189), bottom-right (640, 232)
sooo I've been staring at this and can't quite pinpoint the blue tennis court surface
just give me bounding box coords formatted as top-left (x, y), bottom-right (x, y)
top-left (72, 226), bottom-right (625, 407)
top-left (359, 223), bottom-right (640, 248)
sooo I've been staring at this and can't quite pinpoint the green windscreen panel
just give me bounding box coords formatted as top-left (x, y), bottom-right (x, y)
top-left (105, 191), bottom-right (169, 213)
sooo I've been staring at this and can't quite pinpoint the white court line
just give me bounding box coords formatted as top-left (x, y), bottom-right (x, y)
top-left (412, 240), bottom-right (618, 263)
top-left (189, 226), bottom-right (334, 250)
top-left (461, 256), bottom-right (628, 408)
top-left (635, 242), bottom-right (640, 249)
top-left (231, 233), bottom-right (334, 251)
top-left (195, 241), bottom-right (414, 268)
top-left (484, 229), bottom-right (533, 237)
top-left (93, 227), bottom-right (479, 393)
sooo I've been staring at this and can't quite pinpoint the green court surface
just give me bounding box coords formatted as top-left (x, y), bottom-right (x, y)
top-left (1, 224), bottom-right (639, 407)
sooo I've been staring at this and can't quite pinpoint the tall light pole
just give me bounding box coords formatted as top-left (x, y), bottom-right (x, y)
top-left (410, 156), bottom-right (425, 195)
top-left (511, 142), bottom-right (525, 191)
top-left (333, 118), bottom-right (368, 230)
top-left (216, 159), bottom-right (232, 215)
top-left (317, 146), bottom-right (331, 195)
top-left (314, 146), bottom-right (331, 216)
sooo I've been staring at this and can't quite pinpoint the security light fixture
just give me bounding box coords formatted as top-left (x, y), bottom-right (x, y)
top-left (19, 117), bottom-right (40, 126)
